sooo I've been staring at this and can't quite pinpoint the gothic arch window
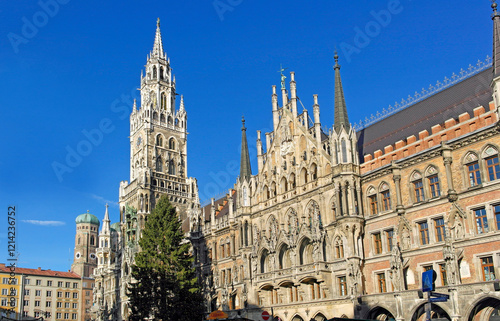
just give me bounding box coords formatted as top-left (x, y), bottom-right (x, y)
top-left (175, 118), bottom-right (179, 127)
top-left (153, 111), bottom-right (158, 121)
top-left (168, 159), bottom-right (176, 175)
top-left (334, 237), bottom-right (344, 259)
top-left (168, 116), bottom-right (173, 126)
top-left (482, 145), bottom-right (500, 182)
top-left (289, 173), bottom-right (296, 189)
top-left (161, 92), bottom-right (167, 110)
top-left (263, 185), bottom-right (270, 200)
top-left (300, 167), bottom-right (308, 185)
top-left (464, 152), bottom-right (481, 187)
top-left (160, 113), bottom-right (165, 124)
top-left (278, 244), bottom-right (291, 269)
top-left (425, 166), bottom-right (441, 198)
top-left (156, 134), bottom-right (163, 147)
top-left (244, 221), bottom-right (249, 246)
top-left (311, 163), bottom-right (318, 180)
top-left (299, 238), bottom-right (313, 265)
top-left (410, 171), bottom-right (425, 203)
top-left (156, 156), bottom-right (163, 172)
top-left (270, 182), bottom-right (277, 197)
top-left (153, 66), bottom-right (157, 79)
top-left (280, 177), bottom-right (288, 193)
top-left (260, 249), bottom-right (269, 273)
top-left (90, 236), bottom-right (95, 246)
top-left (169, 138), bottom-right (176, 150)
top-left (379, 182), bottom-right (391, 212)
top-left (159, 66), bottom-right (164, 80)
top-left (367, 186), bottom-right (378, 215)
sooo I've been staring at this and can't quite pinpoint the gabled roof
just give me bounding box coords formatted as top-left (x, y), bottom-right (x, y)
top-left (357, 68), bottom-right (493, 158)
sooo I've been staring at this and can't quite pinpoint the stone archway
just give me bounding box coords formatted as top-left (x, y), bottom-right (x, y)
top-left (291, 314), bottom-right (304, 321)
top-left (368, 306), bottom-right (396, 321)
top-left (411, 303), bottom-right (451, 321)
top-left (468, 297), bottom-right (500, 321)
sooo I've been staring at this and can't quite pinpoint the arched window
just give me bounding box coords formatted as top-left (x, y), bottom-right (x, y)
top-left (311, 163), bottom-right (318, 180)
top-left (300, 168), bottom-right (308, 185)
top-left (289, 173), bottom-right (296, 189)
top-left (156, 157), bottom-right (163, 172)
top-left (425, 166), bottom-right (441, 198)
top-left (156, 135), bottom-right (163, 147)
top-left (153, 112), bottom-right (158, 121)
top-left (367, 187), bottom-right (377, 215)
top-left (160, 66), bottom-right (164, 80)
top-left (244, 221), bottom-right (249, 246)
top-left (379, 183), bottom-right (391, 212)
top-left (160, 113), bottom-right (165, 123)
top-left (464, 152), bottom-right (481, 187)
top-left (78, 237), bottom-right (81, 245)
top-left (168, 160), bottom-right (176, 175)
top-left (411, 171), bottom-right (424, 202)
top-left (169, 138), bottom-right (176, 150)
top-left (153, 66), bottom-right (157, 79)
top-left (483, 146), bottom-right (500, 181)
top-left (335, 238), bottom-right (344, 259)
top-left (90, 236), bottom-right (95, 246)
top-left (161, 93), bottom-right (167, 110)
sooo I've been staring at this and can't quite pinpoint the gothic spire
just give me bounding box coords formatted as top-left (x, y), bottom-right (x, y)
top-left (333, 51), bottom-right (350, 133)
top-left (152, 18), bottom-right (165, 58)
top-left (101, 204), bottom-right (110, 235)
top-left (240, 116), bottom-right (252, 182)
top-left (492, 1), bottom-right (500, 78)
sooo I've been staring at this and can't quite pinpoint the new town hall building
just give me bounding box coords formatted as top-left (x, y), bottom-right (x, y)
top-left (82, 4), bottom-right (500, 321)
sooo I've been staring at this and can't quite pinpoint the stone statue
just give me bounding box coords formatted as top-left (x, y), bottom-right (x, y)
top-left (389, 245), bottom-right (404, 291)
top-left (251, 256), bottom-right (258, 275)
top-left (347, 260), bottom-right (361, 296)
top-left (443, 240), bottom-right (459, 285)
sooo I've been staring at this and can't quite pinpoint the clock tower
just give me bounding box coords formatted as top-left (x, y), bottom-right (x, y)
top-left (117, 19), bottom-right (200, 318)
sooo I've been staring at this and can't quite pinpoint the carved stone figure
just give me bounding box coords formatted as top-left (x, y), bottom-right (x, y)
top-left (389, 245), bottom-right (404, 291)
top-left (401, 228), bottom-right (411, 250)
top-left (347, 260), bottom-right (361, 296)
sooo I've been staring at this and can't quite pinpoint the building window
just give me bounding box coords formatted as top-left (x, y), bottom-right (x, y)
top-left (58, 281), bottom-right (63, 287)
top-left (335, 240), bottom-right (344, 259)
top-left (46, 312), bottom-right (51, 318)
top-left (1, 298), bottom-right (7, 306)
top-left (73, 303), bottom-right (78, 309)
top-left (414, 179), bottom-right (424, 202)
top-left (64, 313), bottom-right (69, 320)
top-left (57, 313), bottom-right (62, 319)
top-left (24, 279), bottom-right (30, 285)
top-left (338, 276), bottom-right (347, 296)
top-left (440, 264), bottom-right (448, 286)
top-left (2, 278), bottom-right (8, 284)
top-left (369, 194), bottom-right (378, 215)
top-left (73, 282), bottom-right (78, 289)
top-left (435, 218), bottom-right (446, 242)
top-left (467, 161), bottom-right (482, 187)
top-left (495, 205), bottom-right (500, 230)
top-left (65, 292), bottom-right (70, 298)
top-left (65, 302), bottom-right (70, 308)
top-left (23, 300), bottom-right (29, 306)
top-left (57, 302), bottom-right (62, 308)
top-left (1, 289), bottom-right (7, 296)
top-left (475, 208), bottom-right (489, 234)
top-left (24, 289), bottom-right (29, 296)
top-left (386, 230), bottom-right (394, 251)
top-left (35, 290), bottom-right (41, 296)
top-left (46, 290), bottom-right (52, 297)
top-left (428, 174), bottom-right (441, 198)
top-left (36, 279), bottom-right (41, 286)
top-left (72, 313), bottom-right (77, 320)
top-left (34, 312), bottom-right (40, 318)
top-left (481, 256), bottom-right (496, 281)
top-left (381, 190), bottom-right (391, 211)
top-left (377, 273), bottom-right (387, 293)
top-left (57, 291), bottom-right (62, 298)
top-left (73, 292), bottom-right (78, 299)
top-left (374, 233), bottom-right (382, 254)
top-left (35, 301), bottom-right (40, 307)
top-left (65, 282), bottom-right (70, 288)
top-left (46, 301), bottom-right (51, 307)
top-left (419, 222), bottom-right (429, 245)
top-left (47, 280), bottom-right (52, 286)
top-left (486, 155), bottom-right (500, 181)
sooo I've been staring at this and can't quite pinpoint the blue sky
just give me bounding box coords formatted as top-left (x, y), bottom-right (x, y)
top-left (0, 1), bottom-right (493, 271)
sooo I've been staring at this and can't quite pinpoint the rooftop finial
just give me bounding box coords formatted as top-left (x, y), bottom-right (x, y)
top-left (334, 51), bottom-right (340, 70)
top-left (241, 116), bottom-right (246, 130)
top-left (157, 17), bottom-right (160, 28)
top-left (239, 115), bottom-right (252, 181)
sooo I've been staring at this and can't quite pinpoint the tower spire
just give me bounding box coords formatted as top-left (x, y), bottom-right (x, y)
top-left (240, 116), bottom-right (252, 181)
top-left (101, 203), bottom-right (110, 235)
top-left (152, 18), bottom-right (164, 58)
top-left (492, 1), bottom-right (500, 78)
top-left (333, 51), bottom-right (350, 133)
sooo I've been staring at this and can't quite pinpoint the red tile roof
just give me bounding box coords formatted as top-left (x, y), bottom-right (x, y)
top-left (0, 263), bottom-right (81, 279)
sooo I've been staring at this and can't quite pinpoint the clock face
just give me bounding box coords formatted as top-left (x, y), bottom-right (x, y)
top-left (75, 252), bottom-right (81, 259)
top-left (89, 253), bottom-right (96, 260)
top-left (136, 136), bottom-right (142, 147)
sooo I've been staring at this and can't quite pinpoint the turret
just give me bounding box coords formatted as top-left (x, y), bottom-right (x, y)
top-left (272, 85), bottom-right (279, 130)
top-left (257, 130), bottom-right (263, 173)
top-left (239, 117), bottom-right (252, 182)
top-left (290, 72), bottom-right (298, 117)
top-left (313, 94), bottom-right (321, 146)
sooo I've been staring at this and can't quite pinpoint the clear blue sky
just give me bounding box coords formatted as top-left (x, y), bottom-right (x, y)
top-left (0, 1), bottom-right (493, 271)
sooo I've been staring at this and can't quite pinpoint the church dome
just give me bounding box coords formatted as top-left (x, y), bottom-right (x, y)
top-left (75, 211), bottom-right (100, 226)
top-left (110, 222), bottom-right (120, 231)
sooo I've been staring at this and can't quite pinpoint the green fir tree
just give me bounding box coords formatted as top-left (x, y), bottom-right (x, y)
top-left (128, 196), bottom-right (204, 321)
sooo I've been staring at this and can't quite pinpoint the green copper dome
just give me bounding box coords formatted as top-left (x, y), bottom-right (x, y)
top-left (75, 211), bottom-right (100, 226)
top-left (110, 222), bottom-right (120, 231)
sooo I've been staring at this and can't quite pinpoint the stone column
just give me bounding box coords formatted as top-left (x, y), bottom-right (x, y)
top-left (392, 165), bottom-right (404, 214)
top-left (442, 144), bottom-right (458, 201)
